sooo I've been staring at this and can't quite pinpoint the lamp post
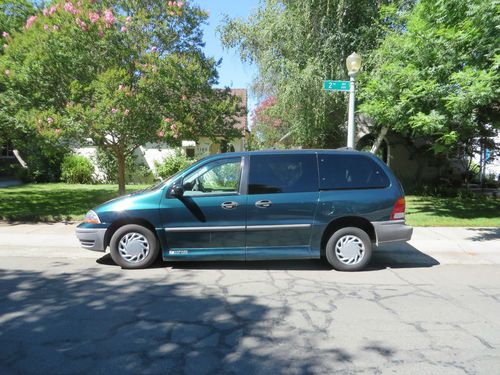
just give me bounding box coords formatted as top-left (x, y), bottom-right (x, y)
top-left (346, 52), bottom-right (362, 148)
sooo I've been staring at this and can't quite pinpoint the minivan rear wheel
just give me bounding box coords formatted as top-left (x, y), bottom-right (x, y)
top-left (110, 224), bottom-right (160, 269)
top-left (325, 227), bottom-right (372, 271)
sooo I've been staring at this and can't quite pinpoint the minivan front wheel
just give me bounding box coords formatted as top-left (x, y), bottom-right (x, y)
top-left (110, 224), bottom-right (160, 269)
top-left (325, 227), bottom-right (372, 271)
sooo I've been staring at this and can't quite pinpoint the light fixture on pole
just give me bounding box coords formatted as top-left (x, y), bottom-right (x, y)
top-left (346, 52), bottom-right (362, 148)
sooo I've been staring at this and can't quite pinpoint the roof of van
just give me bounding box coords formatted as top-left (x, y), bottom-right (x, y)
top-left (204, 148), bottom-right (371, 158)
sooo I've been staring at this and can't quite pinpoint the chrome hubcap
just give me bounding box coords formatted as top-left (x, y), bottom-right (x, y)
top-left (335, 235), bottom-right (365, 265)
top-left (118, 232), bottom-right (150, 263)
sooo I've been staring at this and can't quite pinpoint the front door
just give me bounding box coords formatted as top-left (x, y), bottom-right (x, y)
top-left (245, 154), bottom-right (320, 260)
top-left (161, 157), bottom-right (246, 260)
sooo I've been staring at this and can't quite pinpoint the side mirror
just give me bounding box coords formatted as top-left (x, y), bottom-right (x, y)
top-left (170, 184), bottom-right (184, 198)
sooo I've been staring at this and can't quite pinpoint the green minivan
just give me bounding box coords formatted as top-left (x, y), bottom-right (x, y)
top-left (76, 149), bottom-right (412, 271)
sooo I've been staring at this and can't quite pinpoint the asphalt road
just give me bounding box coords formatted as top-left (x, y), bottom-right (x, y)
top-left (0, 224), bottom-right (499, 374)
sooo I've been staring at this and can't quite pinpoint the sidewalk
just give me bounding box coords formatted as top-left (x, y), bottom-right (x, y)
top-left (0, 222), bottom-right (498, 265)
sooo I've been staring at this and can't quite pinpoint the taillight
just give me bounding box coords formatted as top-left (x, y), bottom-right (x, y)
top-left (390, 197), bottom-right (405, 220)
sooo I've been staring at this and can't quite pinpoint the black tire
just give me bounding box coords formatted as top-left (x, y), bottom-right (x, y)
top-left (325, 227), bottom-right (372, 271)
top-left (110, 224), bottom-right (160, 269)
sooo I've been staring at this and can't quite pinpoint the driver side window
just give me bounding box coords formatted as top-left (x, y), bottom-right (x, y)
top-left (182, 158), bottom-right (241, 196)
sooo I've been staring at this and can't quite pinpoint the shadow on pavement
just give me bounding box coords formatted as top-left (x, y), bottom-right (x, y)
top-left (465, 227), bottom-right (500, 242)
top-left (97, 242), bottom-right (440, 271)
top-left (0, 267), bottom-right (397, 374)
top-left (370, 242), bottom-right (440, 270)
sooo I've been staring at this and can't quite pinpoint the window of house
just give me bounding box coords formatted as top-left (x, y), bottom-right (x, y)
top-left (319, 154), bottom-right (390, 190)
top-left (0, 141), bottom-right (14, 158)
top-left (248, 154), bottom-right (318, 194)
top-left (182, 157), bottom-right (241, 196)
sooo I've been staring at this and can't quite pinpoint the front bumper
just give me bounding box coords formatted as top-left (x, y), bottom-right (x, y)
top-left (75, 227), bottom-right (107, 252)
top-left (372, 220), bottom-right (413, 245)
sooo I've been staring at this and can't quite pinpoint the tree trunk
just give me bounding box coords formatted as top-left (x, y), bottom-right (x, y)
top-left (370, 126), bottom-right (388, 154)
top-left (117, 152), bottom-right (126, 195)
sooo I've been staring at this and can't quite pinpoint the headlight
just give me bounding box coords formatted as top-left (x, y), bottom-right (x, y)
top-left (84, 210), bottom-right (101, 224)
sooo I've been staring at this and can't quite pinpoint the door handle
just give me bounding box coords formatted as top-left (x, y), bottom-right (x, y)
top-left (221, 201), bottom-right (239, 210)
top-left (255, 200), bottom-right (272, 208)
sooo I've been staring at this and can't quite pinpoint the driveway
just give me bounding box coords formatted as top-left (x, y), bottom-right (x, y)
top-left (0, 223), bottom-right (499, 374)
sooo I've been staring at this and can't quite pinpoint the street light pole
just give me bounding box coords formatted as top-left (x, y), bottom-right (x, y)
top-left (345, 52), bottom-right (362, 149)
top-left (347, 75), bottom-right (356, 148)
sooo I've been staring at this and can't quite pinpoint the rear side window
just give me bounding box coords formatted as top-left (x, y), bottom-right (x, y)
top-left (249, 154), bottom-right (318, 194)
top-left (319, 154), bottom-right (390, 190)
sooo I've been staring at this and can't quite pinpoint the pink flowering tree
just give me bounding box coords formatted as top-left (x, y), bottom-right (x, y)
top-left (0, 0), bottom-right (242, 193)
top-left (251, 96), bottom-right (290, 149)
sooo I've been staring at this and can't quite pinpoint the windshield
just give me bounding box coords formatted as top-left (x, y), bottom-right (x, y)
top-left (144, 157), bottom-right (206, 191)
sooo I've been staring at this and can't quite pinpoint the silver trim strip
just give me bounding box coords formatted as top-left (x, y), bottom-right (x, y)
top-left (164, 226), bottom-right (245, 232)
top-left (246, 224), bottom-right (311, 231)
top-left (164, 224), bottom-right (311, 233)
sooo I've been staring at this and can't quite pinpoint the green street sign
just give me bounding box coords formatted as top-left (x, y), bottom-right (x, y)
top-left (323, 80), bottom-right (350, 91)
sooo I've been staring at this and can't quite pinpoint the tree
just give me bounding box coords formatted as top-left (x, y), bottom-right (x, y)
top-left (0, 0), bottom-right (35, 148)
top-left (0, 0), bottom-right (242, 193)
top-left (359, 0), bottom-right (499, 177)
top-left (221, 0), bottom-right (395, 148)
top-left (250, 96), bottom-right (290, 148)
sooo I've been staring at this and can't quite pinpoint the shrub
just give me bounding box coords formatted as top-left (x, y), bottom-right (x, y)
top-left (155, 151), bottom-right (195, 179)
top-left (125, 164), bottom-right (156, 185)
top-left (95, 149), bottom-right (156, 184)
top-left (12, 135), bottom-right (68, 182)
top-left (60, 155), bottom-right (94, 184)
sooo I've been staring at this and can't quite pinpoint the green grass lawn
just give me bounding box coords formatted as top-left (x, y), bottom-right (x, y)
top-left (0, 183), bottom-right (149, 222)
top-left (0, 184), bottom-right (499, 226)
top-left (405, 195), bottom-right (500, 227)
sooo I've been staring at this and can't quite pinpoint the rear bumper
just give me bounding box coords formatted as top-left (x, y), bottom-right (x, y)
top-left (75, 227), bottom-right (107, 252)
top-left (372, 220), bottom-right (413, 244)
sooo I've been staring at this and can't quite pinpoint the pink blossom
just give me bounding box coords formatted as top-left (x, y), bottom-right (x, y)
top-left (98, 28), bottom-right (104, 37)
top-left (88, 12), bottom-right (99, 23)
top-left (168, 1), bottom-right (173, 6)
top-left (157, 130), bottom-right (165, 137)
top-left (47, 117), bottom-right (54, 124)
top-left (53, 25), bottom-right (60, 31)
top-left (111, 108), bottom-right (118, 113)
top-left (43, 8), bottom-right (49, 16)
top-left (169, 11), bottom-right (175, 16)
top-left (178, 2), bottom-right (184, 7)
top-left (25, 15), bottom-right (38, 30)
top-left (2, 32), bottom-right (8, 38)
top-left (151, 46), bottom-right (157, 52)
top-left (163, 117), bottom-right (173, 123)
top-left (4, 69), bottom-right (10, 76)
top-left (76, 18), bottom-right (88, 31)
top-left (170, 123), bottom-right (177, 131)
top-left (181, 95), bottom-right (187, 101)
top-left (77, 1), bottom-right (81, 6)
top-left (120, 26), bottom-right (127, 32)
top-left (64, 2), bottom-right (79, 15)
top-left (104, 9), bottom-right (115, 27)
top-left (49, 6), bottom-right (58, 15)
top-left (125, 16), bottom-right (132, 24)
top-left (44, 24), bottom-right (49, 30)
top-left (124, 109), bottom-right (129, 116)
